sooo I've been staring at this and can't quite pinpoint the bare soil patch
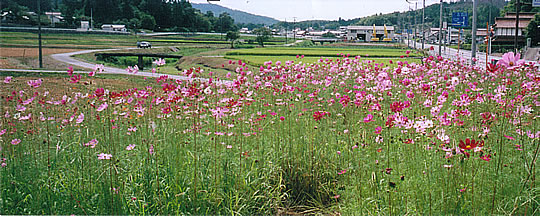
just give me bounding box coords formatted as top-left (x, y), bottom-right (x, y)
top-left (0, 75), bottom-right (148, 99)
top-left (0, 47), bottom-right (80, 57)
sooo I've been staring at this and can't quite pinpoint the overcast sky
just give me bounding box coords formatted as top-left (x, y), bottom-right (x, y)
top-left (189, 0), bottom-right (445, 21)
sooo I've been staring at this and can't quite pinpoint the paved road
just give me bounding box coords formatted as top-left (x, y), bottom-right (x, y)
top-left (406, 40), bottom-right (501, 66)
top-left (407, 40), bottom-right (539, 67)
top-left (49, 47), bottom-right (221, 83)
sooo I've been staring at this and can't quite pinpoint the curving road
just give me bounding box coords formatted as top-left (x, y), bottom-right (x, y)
top-left (50, 47), bottom-right (206, 82)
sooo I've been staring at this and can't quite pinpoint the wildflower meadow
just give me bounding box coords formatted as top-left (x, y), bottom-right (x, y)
top-left (0, 52), bottom-right (538, 215)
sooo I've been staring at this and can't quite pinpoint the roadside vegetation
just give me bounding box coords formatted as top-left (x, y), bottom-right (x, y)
top-left (0, 51), bottom-right (537, 215)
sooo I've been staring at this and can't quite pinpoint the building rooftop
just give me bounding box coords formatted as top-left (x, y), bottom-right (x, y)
top-left (495, 18), bottom-right (532, 28)
top-left (347, 25), bottom-right (395, 31)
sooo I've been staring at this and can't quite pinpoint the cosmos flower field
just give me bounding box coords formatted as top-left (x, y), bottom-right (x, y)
top-left (0, 52), bottom-right (538, 215)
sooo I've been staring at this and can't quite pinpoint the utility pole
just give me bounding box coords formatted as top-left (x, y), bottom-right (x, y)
top-left (514, 0), bottom-right (520, 52)
top-left (408, 6), bottom-right (411, 48)
top-left (414, 2), bottom-right (417, 49)
top-left (285, 18), bottom-right (287, 44)
top-left (37, 0), bottom-right (43, 68)
top-left (438, 0), bottom-right (443, 56)
top-left (293, 17), bottom-right (297, 42)
top-left (471, 0), bottom-right (478, 64)
top-left (91, 8), bottom-right (93, 29)
top-left (422, 0), bottom-right (425, 49)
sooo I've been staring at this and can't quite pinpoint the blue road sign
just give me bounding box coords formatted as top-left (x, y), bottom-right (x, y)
top-left (533, 0), bottom-right (540, 7)
top-left (452, 12), bottom-right (468, 27)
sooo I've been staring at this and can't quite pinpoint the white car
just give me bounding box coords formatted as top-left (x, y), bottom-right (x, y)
top-left (137, 41), bottom-right (151, 49)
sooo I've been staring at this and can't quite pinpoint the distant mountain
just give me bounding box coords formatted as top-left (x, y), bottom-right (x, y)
top-left (192, 3), bottom-right (279, 25)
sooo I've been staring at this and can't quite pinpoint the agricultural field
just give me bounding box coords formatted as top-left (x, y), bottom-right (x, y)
top-left (0, 51), bottom-right (538, 215)
top-left (224, 46), bottom-right (423, 67)
top-left (225, 55), bottom-right (422, 67)
top-left (225, 46), bottom-right (421, 58)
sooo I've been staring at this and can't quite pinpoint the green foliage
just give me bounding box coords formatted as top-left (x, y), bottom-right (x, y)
top-left (253, 27), bottom-right (272, 47)
top-left (501, 0), bottom-right (540, 15)
top-left (526, 14), bottom-right (540, 46)
top-left (140, 13), bottom-right (156, 30)
top-left (214, 12), bottom-right (237, 33)
top-left (322, 32), bottom-right (337, 38)
top-left (226, 31), bottom-right (240, 48)
top-left (1, 0), bottom-right (239, 32)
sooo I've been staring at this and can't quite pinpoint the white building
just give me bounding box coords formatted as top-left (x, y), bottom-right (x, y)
top-left (345, 25), bottom-right (395, 42)
top-left (44, 12), bottom-right (63, 26)
top-left (101, 24), bottom-right (127, 32)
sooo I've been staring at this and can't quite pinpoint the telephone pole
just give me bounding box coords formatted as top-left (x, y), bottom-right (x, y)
top-left (37, 0), bottom-right (43, 68)
top-left (514, 0), bottom-right (520, 52)
top-left (438, 0), bottom-right (443, 56)
top-left (471, 0), bottom-right (478, 64)
top-left (422, 0), bottom-right (425, 49)
top-left (293, 17), bottom-right (297, 42)
top-left (414, 2), bottom-right (417, 49)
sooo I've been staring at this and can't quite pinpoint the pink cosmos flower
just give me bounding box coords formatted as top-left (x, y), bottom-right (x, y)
top-left (11, 139), bottom-right (21, 145)
top-left (363, 114), bottom-right (374, 123)
top-left (84, 139), bottom-right (98, 148)
top-left (70, 74), bottom-right (81, 83)
top-left (76, 113), bottom-right (84, 124)
top-left (94, 64), bottom-right (104, 73)
top-left (126, 144), bottom-right (136, 151)
top-left (497, 52), bottom-right (524, 69)
top-left (374, 126), bottom-right (382, 134)
top-left (16, 105), bottom-right (26, 112)
top-left (279, 116), bottom-right (285, 121)
top-left (504, 135), bottom-right (515, 140)
top-left (27, 79), bottom-right (42, 88)
top-left (67, 66), bottom-right (74, 76)
top-left (149, 144), bottom-right (155, 155)
top-left (153, 58), bottom-right (166, 66)
top-left (97, 103), bottom-right (108, 112)
top-left (97, 153), bottom-right (112, 160)
top-left (0, 129), bottom-right (6, 136)
top-left (4, 76), bottom-right (12, 84)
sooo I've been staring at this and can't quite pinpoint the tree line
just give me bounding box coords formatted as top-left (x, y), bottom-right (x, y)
top-left (1, 0), bottom-right (238, 33)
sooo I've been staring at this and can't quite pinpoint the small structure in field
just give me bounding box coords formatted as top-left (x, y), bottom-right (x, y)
top-left (102, 24), bottom-right (127, 32)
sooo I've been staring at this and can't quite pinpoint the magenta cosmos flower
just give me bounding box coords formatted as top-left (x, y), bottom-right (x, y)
top-left (497, 52), bottom-right (524, 69)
